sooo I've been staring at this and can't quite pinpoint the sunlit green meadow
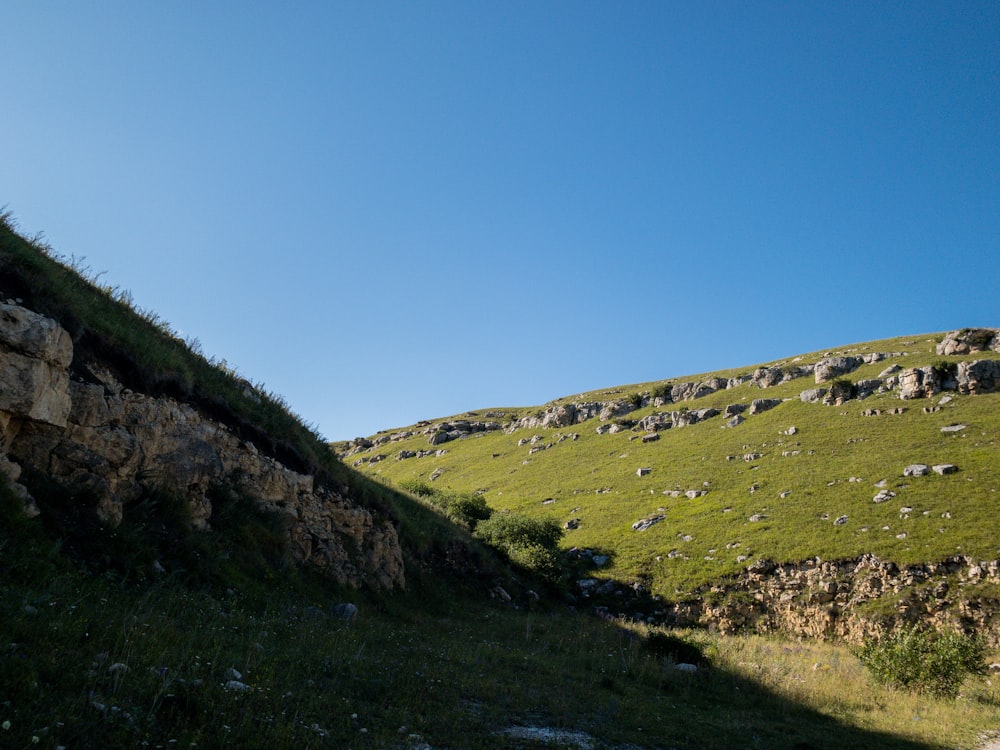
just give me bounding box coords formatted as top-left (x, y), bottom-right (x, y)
top-left (352, 335), bottom-right (1000, 597)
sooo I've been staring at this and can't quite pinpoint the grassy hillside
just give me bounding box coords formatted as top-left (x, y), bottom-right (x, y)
top-left (3, 481), bottom-right (999, 750)
top-left (2, 218), bottom-right (998, 748)
top-left (347, 335), bottom-right (1000, 596)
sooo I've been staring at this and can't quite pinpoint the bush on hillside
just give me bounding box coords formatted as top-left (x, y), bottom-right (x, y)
top-left (931, 359), bottom-right (958, 381)
top-left (476, 512), bottom-right (563, 580)
top-left (398, 480), bottom-right (491, 530)
top-left (651, 383), bottom-right (672, 401)
top-left (445, 492), bottom-right (491, 530)
top-left (398, 479), bottom-right (435, 497)
top-left (857, 625), bottom-right (985, 698)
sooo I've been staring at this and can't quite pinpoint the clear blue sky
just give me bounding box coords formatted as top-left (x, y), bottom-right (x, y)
top-left (5, 2), bottom-right (999, 440)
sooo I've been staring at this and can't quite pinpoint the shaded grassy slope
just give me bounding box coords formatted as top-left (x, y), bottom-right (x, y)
top-left (350, 335), bottom-right (1000, 595)
top-left (3, 484), bottom-right (998, 750)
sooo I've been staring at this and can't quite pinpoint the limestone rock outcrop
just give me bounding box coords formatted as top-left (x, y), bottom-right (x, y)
top-left (936, 328), bottom-right (1000, 356)
top-left (0, 302), bottom-right (403, 590)
top-left (814, 356), bottom-right (863, 383)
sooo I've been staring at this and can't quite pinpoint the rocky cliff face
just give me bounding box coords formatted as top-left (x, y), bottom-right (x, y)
top-left (574, 552), bottom-right (1000, 647)
top-left (681, 554), bottom-right (1000, 646)
top-left (0, 302), bottom-right (403, 590)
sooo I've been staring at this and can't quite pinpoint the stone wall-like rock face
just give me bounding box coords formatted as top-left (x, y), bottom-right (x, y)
top-left (678, 554), bottom-right (1000, 646)
top-left (814, 356), bottom-right (863, 384)
top-left (0, 302), bottom-right (403, 590)
top-left (936, 328), bottom-right (1000, 356)
top-left (0, 304), bottom-right (73, 428)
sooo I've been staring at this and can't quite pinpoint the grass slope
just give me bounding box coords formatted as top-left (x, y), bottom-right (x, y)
top-left (349, 335), bottom-right (1000, 596)
top-left (2, 218), bottom-right (997, 748)
top-left (3, 488), bottom-right (999, 750)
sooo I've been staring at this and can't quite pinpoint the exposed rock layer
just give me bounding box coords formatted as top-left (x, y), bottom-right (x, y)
top-left (0, 302), bottom-right (403, 590)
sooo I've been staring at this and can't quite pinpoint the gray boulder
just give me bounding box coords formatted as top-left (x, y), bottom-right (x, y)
top-left (752, 367), bottom-right (784, 388)
top-left (936, 328), bottom-right (1000, 356)
top-left (956, 359), bottom-right (1000, 395)
top-left (898, 367), bottom-right (940, 399)
top-left (749, 398), bottom-right (782, 415)
top-left (822, 379), bottom-right (855, 406)
top-left (632, 514), bottom-right (666, 531)
top-left (855, 379), bottom-right (884, 399)
top-left (814, 356), bottom-right (863, 383)
top-left (873, 489), bottom-right (896, 503)
top-left (800, 387), bottom-right (827, 403)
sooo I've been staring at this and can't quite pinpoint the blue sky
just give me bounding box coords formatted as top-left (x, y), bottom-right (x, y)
top-left (4, 2), bottom-right (999, 440)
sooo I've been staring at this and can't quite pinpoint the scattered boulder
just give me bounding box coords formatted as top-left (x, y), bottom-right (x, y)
top-left (933, 464), bottom-right (958, 475)
top-left (940, 424), bottom-right (967, 433)
top-left (636, 412), bottom-right (672, 432)
top-left (854, 379), bottom-right (884, 399)
top-left (599, 400), bottom-right (636, 421)
top-left (834, 515), bottom-right (849, 526)
top-left (956, 359), bottom-right (1000, 395)
top-left (800, 387), bottom-right (827, 403)
top-left (632, 515), bottom-right (666, 531)
top-left (723, 403), bottom-right (747, 417)
top-left (636, 467), bottom-right (652, 477)
top-left (903, 464), bottom-right (930, 477)
top-left (898, 366), bottom-right (945, 399)
top-left (873, 489), bottom-right (896, 503)
top-left (814, 356), bottom-right (863, 383)
top-left (748, 514), bottom-right (767, 523)
top-left (822, 379), bottom-right (855, 405)
top-left (752, 367), bottom-right (784, 388)
top-left (749, 398), bottom-right (782, 415)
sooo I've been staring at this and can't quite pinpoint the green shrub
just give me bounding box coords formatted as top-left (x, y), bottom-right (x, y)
top-left (445, 492), bottom-right (491, 530)
top-left (398, 479), bottom-right (435, 497)
top-left (475, 513), bottom-right (563, 579)
top-left (959, 327), bottom-right (995, 350)
top-left (626, 392), bottom-right (644, 408)
top-left (931, 360), bottom-right (958, 380)
top-left (507, 542), bottom-right (562, 581)
top-left (857, 625), bottom-right (985, 698)
top-left (476, 512), bottom-right (562, 552)
top-left (651, 384), bottom-right (672, 401)
top-left (398, 481), bottom-right (491, 530)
